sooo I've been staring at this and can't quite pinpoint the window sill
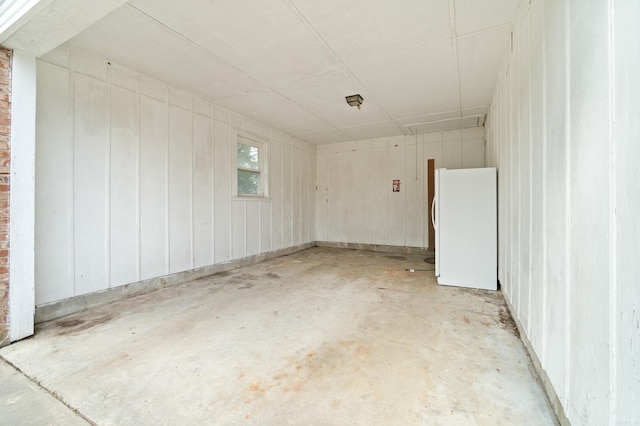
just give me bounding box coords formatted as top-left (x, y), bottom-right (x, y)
top-left (233, 196), bottom-right (271, 202)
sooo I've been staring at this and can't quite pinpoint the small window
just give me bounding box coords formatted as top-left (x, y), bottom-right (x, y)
top-left (235, 134), bottom-right (268, 197)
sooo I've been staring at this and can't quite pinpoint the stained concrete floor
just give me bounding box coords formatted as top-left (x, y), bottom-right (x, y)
top-left (1, 247), bottom-right (556, 425)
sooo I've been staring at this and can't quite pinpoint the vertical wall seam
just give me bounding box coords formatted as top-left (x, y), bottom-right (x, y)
top-left (298, 146), bottom-right (309, 244)
top-left (506, 69), bottom-right (511, 299)
top-left (309, 145), bottom-right (312, 242)
top-left (268, 134), bottom-right (273, 251)
top-left (527, 7), bottom-right (534, 336)
top-left (403, 137), bottom-right (408, 247)
top-left (190, 99), bottom-right (194, 269)
top-left (259, 198), bottom-right (263, 254)
top-left (421, 137), bottom-right (425, 247)
top-left (506, 64), bottom-right (511, 299)
top-left (290, 143), bottom-right (293, 247)
top-left (228, 124), bottom-right (233, 260)
top-left (540, 0), bottom-right (548, 365)
top-left (297, 146), bottom-right (300, 246)
top-left (164, 88), bottom-right (170, 274)
top-left (297, 146), bottom-right (301, 246)
top-left (106, 62), bottom-right (112, 289)
top-left (388, 142), bottom-right (391, 245)
top-left (135, 74), bottom-right (141, 281)
top-left (514, 29), bottom-right (522, 315)
top-left (70, 49), bottom-right (76, 297)
top-left (280, 137), bottom-right (284, 248)
top-left (305, 145), bottom-right (308, 244)
top-left (517, 27), bottom-right (522, 319)
top-left (563, 0), bottom-right (572, 409)
top-left (214, 103), bottom-right (216, 265)
top-left (291, 145), bottom-right (294, 247)
top-left (511, 50), bottom-right (515, 302)
top-left (607, 0), bottom-right (617, 422)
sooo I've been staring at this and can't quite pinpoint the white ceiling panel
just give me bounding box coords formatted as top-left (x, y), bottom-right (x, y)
top-left (299, 129), bottom-right (355, 145)
top-left (454, 0), bottom-right (517, 36)
top-left (216, 90), bottom-right (333, 135)
top-left (340, 121), bottom-right (403, 140)
top-left (129, 0), bottom-right (341, 86)
top-left (457, 25), bottom-right (512, 109)
top-left (275, 67), bottom-right (390, 128)
top-left (66, 5), bottom-right (264, 100)
top-left (349, 41), bottom-right (459, 120)
top-left (288, 0), bottom-right (452, 65)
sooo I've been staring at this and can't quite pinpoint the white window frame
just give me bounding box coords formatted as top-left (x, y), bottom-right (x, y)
top-left (233, 131), bottom-right (269, 199)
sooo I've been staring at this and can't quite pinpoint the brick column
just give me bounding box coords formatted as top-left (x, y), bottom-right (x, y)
top-left (0, 47), bottom-right (11, 347)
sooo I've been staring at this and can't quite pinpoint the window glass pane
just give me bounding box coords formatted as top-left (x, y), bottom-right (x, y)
top-left (237, 143), bottom-right (259, 170)
top-left (238, 170), bottom-right (260, 195)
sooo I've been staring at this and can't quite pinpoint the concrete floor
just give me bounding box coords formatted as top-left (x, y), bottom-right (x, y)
top-left (1, 247), bottom-right (556, 425)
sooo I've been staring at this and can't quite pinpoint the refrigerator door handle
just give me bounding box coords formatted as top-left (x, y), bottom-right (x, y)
top-left (431, 197), bottom-right (436, 229)
top-left (434, 170), bottom-right (440, 277)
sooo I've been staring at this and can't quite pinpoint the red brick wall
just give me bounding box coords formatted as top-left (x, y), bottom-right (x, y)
top-left (0, 47), bottom-right (11, 347)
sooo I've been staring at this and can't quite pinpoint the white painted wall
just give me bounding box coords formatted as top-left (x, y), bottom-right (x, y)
top-left (9, 49), bottom-right (36, 341)
top-left (35, 47), bottom-right (315, 305)
top-left (486, 0), bottom-right (640, 424)
top-left (316, 129), bottom-right (485, 247)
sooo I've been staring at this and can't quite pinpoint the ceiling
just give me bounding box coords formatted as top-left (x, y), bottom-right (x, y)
top-left (1, 0), bottom-right (517, 144)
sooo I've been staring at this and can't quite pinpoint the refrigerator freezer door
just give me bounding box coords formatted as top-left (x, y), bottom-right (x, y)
top-left (435, 168), bottom-right (497, 290)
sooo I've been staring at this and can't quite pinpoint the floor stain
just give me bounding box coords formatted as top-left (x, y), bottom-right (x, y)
top-left (385, 255), bottom-right (406, 261)
top-left (240, 341), bottom-right (366, 402)
top-left (265, 272), bottom-right (280, 279)
top-left (228, 274), bottom-right (261, 286)
top-left (498, 308), bottom-right (520, 338)
top-left (54, 314), bottom-right (114, 336)
top-left (56, 319), bottom-right (84, 328)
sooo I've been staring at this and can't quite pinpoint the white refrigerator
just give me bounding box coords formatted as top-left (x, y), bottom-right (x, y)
top-left (432, 167), bottom-right (497, 290)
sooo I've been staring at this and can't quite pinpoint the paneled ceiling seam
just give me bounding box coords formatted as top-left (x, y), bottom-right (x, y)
top-left (282, 0), bottom-right (407, 136)
top-left (448, 0), bottom-right (463, 119)
top-left (456, 22), bottom-right (514, 40)
top-left (125, 3), bottom-right (337, 136)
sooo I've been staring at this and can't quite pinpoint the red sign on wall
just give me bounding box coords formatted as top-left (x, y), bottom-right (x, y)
top-left (392, 179), bottom-right (400, 192)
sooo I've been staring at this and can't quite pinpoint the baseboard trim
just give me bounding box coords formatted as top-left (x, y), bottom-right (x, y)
top-left (503, 297), bottom-right (570, 426)
top-left (35, 242), bottom-right (315, 324)
top-left (315, 241), bottom-right (433, 255)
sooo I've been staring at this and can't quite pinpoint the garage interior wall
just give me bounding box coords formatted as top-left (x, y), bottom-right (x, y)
top-left (315, 128), bottom-right (485, 247)
top-left (485, 0), bottom-right (640, 424)
top-left (34, 46), bottom-right (316, 306)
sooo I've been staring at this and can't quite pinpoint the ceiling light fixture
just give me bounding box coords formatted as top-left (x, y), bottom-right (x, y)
top-left (345, 94), bottom-right (363, 110)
